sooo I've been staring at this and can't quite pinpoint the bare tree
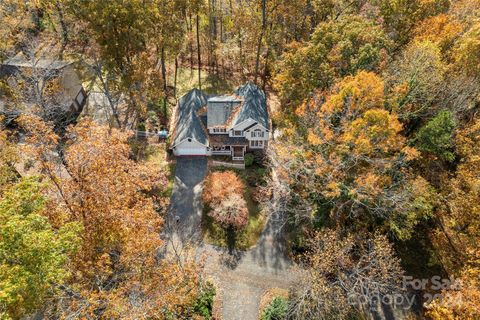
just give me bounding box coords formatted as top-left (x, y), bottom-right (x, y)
top-left (289, 230), bottom-right (405, 320)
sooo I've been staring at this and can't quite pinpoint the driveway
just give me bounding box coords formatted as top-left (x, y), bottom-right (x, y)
top-left (202, 214), bottom-right (295, 320)
top-left (167, 156), bottom-right (207, 242)
top-left (166, 157), bottom-right (296, 319)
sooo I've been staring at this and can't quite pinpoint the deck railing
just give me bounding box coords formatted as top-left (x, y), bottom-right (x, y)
top-left (211, 150), bottom-right (231, 155)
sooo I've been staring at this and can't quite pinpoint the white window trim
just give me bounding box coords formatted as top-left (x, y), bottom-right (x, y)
top-left (250, 140), bottom-right (264, 148)
top-left (252, 129), bottom-right (264, 138)
top-left (233, 130), bottom-right (243, 137)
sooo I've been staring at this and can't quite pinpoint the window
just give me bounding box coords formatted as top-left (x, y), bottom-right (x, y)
top-left (76, 90), bottom-right (85, 105)
top-left (252, 129), bottom-right (264, 138)
top-left (233, 130), bottom-right (243, 136)
top-left (250, 140), bottom-right (264, 148)
top-left (213, 128), bottom-right (226, 133)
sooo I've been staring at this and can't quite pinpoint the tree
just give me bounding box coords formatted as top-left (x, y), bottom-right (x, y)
top-left (378, 0), bottom-right (450, 46)
top-left (413, 14), bottom-right (464, 54)
top-left (426, 266), bottom-right (480, 319)
top-left (0, 178), bottom-right (80, 319)
top-left (431, 118), bottom-right (480, 274)
top-left (65, 0), bottom-right (186, 128)
top-left (0, 0), bottom-right (33, 61)
top-left (273, 72), bottom-right (434, 240)
top-left (19, 116), bottom-right (202, 318)
top-left (274, 15), bottom-right (391, 116)
top-left (203, 171), bottom-right (248, 229)
top-left (290, 230), bottom-right (404, 319)
top-left (386, 40), bottom-right (445, 121)
top-left (0, 119), bottom-right (19, 190)
top-left (261, 297), bottom-right (288, 320)
top-left (414, 110), bottom-right (457, 162)
top-left (452, 22), bottom-right (480, 77)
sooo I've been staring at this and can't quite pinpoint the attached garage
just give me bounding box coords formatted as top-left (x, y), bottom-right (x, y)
top-left (172, 138), bottom-right (208, 156)
top-left (170, 89), bottom-right (210, 157)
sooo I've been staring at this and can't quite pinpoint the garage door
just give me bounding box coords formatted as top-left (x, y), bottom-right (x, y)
top-left (175, 146), bottom-right (207, 156)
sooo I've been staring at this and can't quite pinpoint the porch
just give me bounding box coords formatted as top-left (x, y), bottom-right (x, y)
top-left (232, 146), bottom-right (245, 161)
top-left (211, 145), bottom-right (232, 155)
top-left (210, 145), bottom-right (245, 160)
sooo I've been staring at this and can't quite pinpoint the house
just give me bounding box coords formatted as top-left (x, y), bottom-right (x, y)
top-left (0, 53), bottom-right (87, 126)
top-left (170, 82), bottom-right (269, 161)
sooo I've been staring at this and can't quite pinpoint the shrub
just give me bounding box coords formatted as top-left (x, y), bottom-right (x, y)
top-left (203, 171), bottom-right (248, 229)
top-left (415, 110), bottom-right (456, 162)
top-left (244, 153), bottom-right (254, 166)
top-left (193, 282), bottom-right (216, 319)
top-left (261, 297), bottom-right (288, 320)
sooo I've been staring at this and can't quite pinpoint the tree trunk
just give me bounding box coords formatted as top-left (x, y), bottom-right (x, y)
top-left (196, 14), bottom-right (202, 90)
top-left (188, 13), bottom-right (194, 77)
top-left (161, 47), bottom-right (167, 92)
top-left (94, 64), bottom-right (121, 128)
top-left (262, 46), bottom-right (270, 90)
top-left (254, 0), bottom-right (267, 84)
top-left (220, 0), bottom-right (224, 42)
top-left (55, 0), bottom-right (68, 59)
top-left (174, 56), bottom-right (178, 100)
top-left (238, 34), bottom-right (244, 78)
top-left (161, 47), bottom-right (168, 121)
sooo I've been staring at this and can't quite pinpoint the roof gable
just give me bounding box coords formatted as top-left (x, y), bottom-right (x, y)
top-left (232, 82), bottom-right (269, 129)
top-left (172, 88), bottom-right (208, 146)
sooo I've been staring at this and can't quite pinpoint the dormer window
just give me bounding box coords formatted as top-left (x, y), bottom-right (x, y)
top-left (233, 130), bottom-right (243, 136)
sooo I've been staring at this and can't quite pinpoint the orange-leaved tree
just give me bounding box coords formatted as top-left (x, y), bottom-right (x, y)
top-left (274, 71), bottom-right (435, 240)
top-left (18, 116), bottom-right (202, 318)
top-left (203, 170), bottom-right (248, 230)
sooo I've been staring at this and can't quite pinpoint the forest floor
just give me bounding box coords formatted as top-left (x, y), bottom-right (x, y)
top-left (165, 156), bottom-right (297, 320)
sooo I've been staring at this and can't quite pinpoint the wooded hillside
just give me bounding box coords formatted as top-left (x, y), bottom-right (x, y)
top-left (1, 0), bottom-right (479, 319)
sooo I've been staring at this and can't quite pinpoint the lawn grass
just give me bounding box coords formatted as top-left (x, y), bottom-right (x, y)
top-left (144, 143), bottom-right (176, 198)
top-left (201, 165), bottom-right (268, 250)
top-left (171, 67), bottom-right (235, 98)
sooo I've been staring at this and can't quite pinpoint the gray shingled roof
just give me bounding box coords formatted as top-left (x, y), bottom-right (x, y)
top-left (206, 95), bottom-right (242, 127)
top-left (172, 83), bottom-right (268, 148)
top-left (173, 88), bottom-right (208, 146)
top-left (233, 82), bottom-right (269, 129)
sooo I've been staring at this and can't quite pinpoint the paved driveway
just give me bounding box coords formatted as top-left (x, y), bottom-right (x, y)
top-left (167, 157), bottom-right (296, 319)
top-left (167, 156), bottom-right (208, 242)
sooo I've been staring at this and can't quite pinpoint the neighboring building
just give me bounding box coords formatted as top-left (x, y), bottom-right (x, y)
top-left (0, 53), bottom-right (87, 126)
top-left (170, 82), bottom-right (269, 161)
